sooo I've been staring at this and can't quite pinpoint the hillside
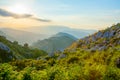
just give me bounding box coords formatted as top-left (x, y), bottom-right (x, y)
top-left (0, 35), bottom-right (47, 63)
top-left (67, 23), bottom-right (120, 51)
top-left (0, 23), bottom-right (120, 80)
top-left (32, 32), bottom-right (77, 56)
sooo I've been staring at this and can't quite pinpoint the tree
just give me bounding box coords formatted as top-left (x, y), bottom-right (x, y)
top-left (13, 41), bottom-right (18, 45)
top-left (24, 43), bottom-right (29, 48)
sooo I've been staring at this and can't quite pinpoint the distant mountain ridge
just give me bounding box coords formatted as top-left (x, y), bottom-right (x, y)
top-left (32, 32), bottom-right (77, 56)
top-left (0, 30), bottom-right (15, 41)
top-left (24, 25), bottom-right (96, 38)
top-left (0, 26), bottom-right (96, 45)
top-left (0, 28), bottom-right (50, 45)
top-left (53, 32), bottom-right (77, 40)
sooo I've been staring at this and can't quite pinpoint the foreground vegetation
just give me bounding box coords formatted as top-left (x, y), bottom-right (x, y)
top-left (0, 45), bottom-right (120, 80)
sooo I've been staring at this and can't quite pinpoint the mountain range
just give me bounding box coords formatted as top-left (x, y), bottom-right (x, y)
top-left (0, 28), bottom-right (50, 45)
top-left (0, 26), bottom-right (96, 45)
top-left (24, 25), bottom-right (96, 38)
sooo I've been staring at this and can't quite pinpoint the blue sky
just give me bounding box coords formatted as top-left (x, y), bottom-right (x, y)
top-left (0, 0), bottom-right (120, 29)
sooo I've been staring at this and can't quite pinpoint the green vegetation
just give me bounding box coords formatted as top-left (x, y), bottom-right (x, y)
top-left (0, 24), bottom-right (120, 80)
top-left (0, 45), bottom-right (120, 80)
top-left (0, 35), bottom-right (47, 62)
top-left (32, 32), bottom-right (77, 56)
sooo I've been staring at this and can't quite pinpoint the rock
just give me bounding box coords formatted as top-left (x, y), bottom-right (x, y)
top-left (0, 42), bottom-right (10, 52)
top-left (90, 45), bottom-right (99, 51)
top-left (57, 54), bottom-right (66, 60)
top-left (96, 31), bottom-right (103, 38)
top-left (98, 46), bottom-right (107, 51)
top-left (103, 31), bottom-right (109, 38)
top-left (90, 45), bottom-right (107, 51)
top-left (109, 31), bottom-right (115, 38)
top-left (92, 36), bottom-right (96, 41)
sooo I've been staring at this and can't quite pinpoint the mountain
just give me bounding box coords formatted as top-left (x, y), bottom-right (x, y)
top-left (0, 28), bottom-right (50, 45)
top-left (32, 32), bottom-right (77, 56)
top-left (0, 24), bottom-right (120, 80)
top-left (67, 23), bottom-right (120, 52)
top-left (0, 35), bottom-right (47, 63)
top-left (24, 25), bottom-right (96, 38)
top-left (0, 26), bottom-right (95, 45)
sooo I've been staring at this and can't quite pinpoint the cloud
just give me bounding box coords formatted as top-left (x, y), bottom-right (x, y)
top-left (0, 8), bottom-right (51, 22)
top-left (31, 17), bottom-right (51, 22)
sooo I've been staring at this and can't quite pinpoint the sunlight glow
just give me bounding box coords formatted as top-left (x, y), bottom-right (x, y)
top-left (8, 4), bottom-right (30, 14)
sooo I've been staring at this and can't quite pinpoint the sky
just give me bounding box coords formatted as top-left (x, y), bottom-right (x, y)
top-left (0, 0), bottom-right (120, 30)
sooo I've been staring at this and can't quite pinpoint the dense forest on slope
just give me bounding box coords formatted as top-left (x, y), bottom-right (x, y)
top-left (0, 23), bottom-right (120, 80)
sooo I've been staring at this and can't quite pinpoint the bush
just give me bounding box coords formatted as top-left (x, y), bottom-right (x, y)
top-left (103, 67), bottom-right (120, 80)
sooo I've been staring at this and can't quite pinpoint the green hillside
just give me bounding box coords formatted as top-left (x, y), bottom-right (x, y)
top-left (32, 32), bottom-right (77, 56)
top-left (0, 35), bottom-right (47, 63)
top-left (0, 23), bottom-right (120, 80)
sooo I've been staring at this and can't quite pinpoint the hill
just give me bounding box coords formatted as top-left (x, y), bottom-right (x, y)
top-left (0, 35), bottom-right (47, 63)
top-left (67, 23), bottom-right (120, 51)
top-left (32, 32), bottom-right (77, 56)
top-left (0, 23), bottom-right (120, 80)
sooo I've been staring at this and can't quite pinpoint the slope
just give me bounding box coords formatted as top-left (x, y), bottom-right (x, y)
top-left (0, 24), bottom-right (120, 80)
top-left (32, 32), bottom-right (77, 56)
top-left (67, 23), bottom-right (120, 51)
top-left (0, 35), bottom-right (47, 63)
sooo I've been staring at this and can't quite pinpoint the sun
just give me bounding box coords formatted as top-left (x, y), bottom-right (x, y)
top-left (8, 4), bottom-right (30, 14)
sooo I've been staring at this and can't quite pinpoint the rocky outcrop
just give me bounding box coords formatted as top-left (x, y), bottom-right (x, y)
top-left (0, 42), bottom-right (14, 62)
top-left (0, 42), bottom-right (10, 52)
top-left (68, 23), bottom-right (120, 51)
top-left (57, 54), bottom-right (66, 60)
